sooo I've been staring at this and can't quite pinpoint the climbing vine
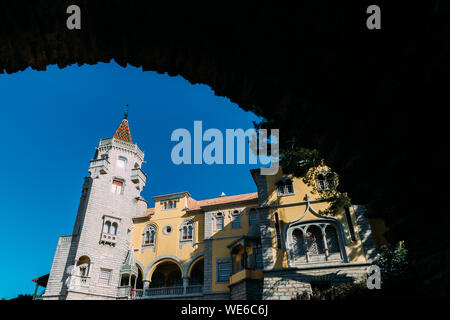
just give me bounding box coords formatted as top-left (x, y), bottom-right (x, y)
top-left (280, 145), bottom-right (351, 216)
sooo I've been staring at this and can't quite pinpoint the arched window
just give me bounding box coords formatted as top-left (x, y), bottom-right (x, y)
top-left (163, 200), bottom-right (177, 210)
top-left (325, 225), bottom-right (340, 253)
top-left (111, 222), bottom-right (118, 235)
top-left (180, 220), bottom-right (194, 247)
top-left (77, 256), bottom-right (91, 277)
top-left (188, 225), bottom-right (193, 239)
top-left (287, 221), bottom-right (345, 265)
top-left (292, 229), bottom-right (305, 256)
top-left (142, 225), bottom-right (157, 249)
top-left (103, 221), bottom-right (111, 234)
top-left (305, 225), bottom-right (325, 255)
top-left (276, 177), bottom-right (294, 196)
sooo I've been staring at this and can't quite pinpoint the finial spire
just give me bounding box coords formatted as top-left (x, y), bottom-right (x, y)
top-left (124, 104), bottom-right (129, 119)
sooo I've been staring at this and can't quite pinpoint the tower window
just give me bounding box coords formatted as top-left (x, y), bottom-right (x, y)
top-left (117, 156), bottom-right (127, 169)
top-left (111, 180), bottom-right (123, 195)
top-left (111, 222), bottom-right (118, 235)
top-left (103, 221), bottom-right (111, 233)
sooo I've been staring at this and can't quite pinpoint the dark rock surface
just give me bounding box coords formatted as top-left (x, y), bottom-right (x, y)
top-left (1, 1), bottom-right (449, 297)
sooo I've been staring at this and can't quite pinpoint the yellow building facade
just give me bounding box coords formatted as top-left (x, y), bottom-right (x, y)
top-left (128, 166), bottom-right (380, 300)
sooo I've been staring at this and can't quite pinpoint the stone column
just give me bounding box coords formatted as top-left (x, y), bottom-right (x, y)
top-left (321, 229), bottom-right (329, 260)
top-left (183, 277), bottom-right (189, 295)
top-left (142, 280), bottom-right (150, 296)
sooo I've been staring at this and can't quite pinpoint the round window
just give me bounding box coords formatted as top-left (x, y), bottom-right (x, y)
top-left (163, 225), bottom-right (172, 235)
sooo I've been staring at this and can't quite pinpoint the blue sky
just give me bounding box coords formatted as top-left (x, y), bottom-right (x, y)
top-left (0, 61), bottom-right (262, 299)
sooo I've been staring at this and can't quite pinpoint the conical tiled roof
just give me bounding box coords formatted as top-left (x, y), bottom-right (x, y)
top-left (120, 246), bottom-right (138, 276)
top-left (114, 118), bottom-right (133, 143)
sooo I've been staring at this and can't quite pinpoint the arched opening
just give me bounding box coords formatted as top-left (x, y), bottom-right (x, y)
top-left (305, 225), bottom-right (325, 255)
top-left (111, 222), bottom-right (118, 235)
top-left (136, 266), bottom-right (143, 290)
top-left (325, 225), bottom-right (340, 254)
top-left (76, 256), bottom-right (90, 277)
top-left (189, 258), bottom-right (204, 286)
top-left (148, 260), bottom-right (183, 296)
top-left (292, 229), bottom-right (305, 256)
top-left (103, 221), bottom-right (111, 233)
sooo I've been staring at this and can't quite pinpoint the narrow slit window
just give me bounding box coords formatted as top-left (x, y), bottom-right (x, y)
top-left (345, 207), bottom-right (356, 242)
top-left (274, 212), bottom-right (282, 249)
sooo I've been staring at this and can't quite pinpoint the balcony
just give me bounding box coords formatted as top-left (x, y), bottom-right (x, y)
top-left (100, 232), bottom-right (117, 246)
top-left (88, 158), bottom-right (110, 177)
top-left (69, 275), bottom-right (90, 292)
top-left (129, 285), bottom-right (202, 299)
top-left (131, 168), bottom-right (147, 186)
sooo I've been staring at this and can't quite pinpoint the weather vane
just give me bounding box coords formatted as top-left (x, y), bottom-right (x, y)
top-left (124, 104), bottom-right (129, 119)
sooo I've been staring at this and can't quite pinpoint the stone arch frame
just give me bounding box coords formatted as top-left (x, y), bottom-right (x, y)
top-left (141, 223), bottom-right (157, 253)
top-left (282, 194), bottom-right (350, 267)
top-left (75, 254), bottom-right (92, 277)
top-left (282, 195), bottom-right (349, 245)
top-left (179, 219), bottom-right (195, 249)
top-left (144, 255), bottom-right (185, 281)
top-left (186, 253), bottom-right (205, 278)
top-left (285, 219), bottom-right (348, 266)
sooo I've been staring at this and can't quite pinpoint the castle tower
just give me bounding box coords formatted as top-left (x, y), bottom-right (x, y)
top-left (44, 112), bottom-right (148, 300)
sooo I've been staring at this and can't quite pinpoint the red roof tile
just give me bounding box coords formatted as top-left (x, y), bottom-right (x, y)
top-left (114, 119), bottom-right (133, 143)
top-left (188, 192), bottom-right (258, 211)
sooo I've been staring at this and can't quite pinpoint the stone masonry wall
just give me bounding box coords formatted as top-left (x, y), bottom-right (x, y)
top-left (262, 264), bottom-right (369, 300)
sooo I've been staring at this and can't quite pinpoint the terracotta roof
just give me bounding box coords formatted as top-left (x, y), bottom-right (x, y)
top-left (188, 192), bottom-right (258, 211)
top-left (32, 274), bottom-right (49, 287)
top-left (136, 193), bottom-right (258, 218)
top-left (152, 191), bottom-right (191, 200)
top-left (114, 118), bottom-right (133, 143)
